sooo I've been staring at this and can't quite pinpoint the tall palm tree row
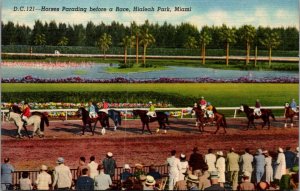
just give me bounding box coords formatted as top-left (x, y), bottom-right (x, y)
top-left (260, 32), bottom-right (281, 66)
top-left (120, 35), bottom-right (135, 64)
top-left (57, 36), bottom-right (69, 46)
top-left (97, 33), bottom-right (112, 60)
top-left (199, 26), bottom-right (212, 65)
top-left (139, 28), bottom-right (156, 66)
top-left (239, 25), bottom-right (256, 65)
top-left (219, 24), bottom-right (236, 66)
top-left (131, 22), bottom-right (140, 65)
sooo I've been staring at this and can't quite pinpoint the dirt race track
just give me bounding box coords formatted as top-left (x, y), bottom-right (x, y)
top-left (1, 117), bottom-right (299, 170)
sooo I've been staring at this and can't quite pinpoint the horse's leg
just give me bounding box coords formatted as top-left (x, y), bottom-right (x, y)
top-left (214, 119), bottom-right (220, 134)
top-left (146, 123), bottom-right (152, 134)
top-left (82, 123), bottom-right (86, 135)
top-left (142, 122), bottom-right (145, 134)
top-left (156, 122), bottom-right (161, 133)
top-left (290, 117), bottom-right (294, 128)
top-left (284, 117), bottom-right (288, 128)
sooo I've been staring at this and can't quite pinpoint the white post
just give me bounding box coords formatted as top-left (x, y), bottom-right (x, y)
top-left (234, 109), bottom-right (237, 118)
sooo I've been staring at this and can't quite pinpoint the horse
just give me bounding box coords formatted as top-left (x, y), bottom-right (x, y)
top-left (284, 103), bottom-right (299, 128)
top-left (132, 110), bottom-right (169, 134)
top-left (7, 106), bottom-right (49, 138)
top-left (239, 104), bottom-right (275, 130)
top-left (77, 107), bottom-right (105, 135)
top-left (192, 106), bottom-right (227, 134)
top-left (100, 109), bottom-right (122, 131)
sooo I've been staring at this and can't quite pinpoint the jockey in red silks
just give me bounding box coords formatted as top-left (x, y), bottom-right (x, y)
top-left (199, 96), bottom-right (207, 110)
top-left (21, 102), bottom-right (31, 125)
top-left (100, 99), bottom-right (109, 114)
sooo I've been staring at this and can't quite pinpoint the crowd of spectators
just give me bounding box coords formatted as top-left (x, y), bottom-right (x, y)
top-left (1, 146), bottom-right (299, 190)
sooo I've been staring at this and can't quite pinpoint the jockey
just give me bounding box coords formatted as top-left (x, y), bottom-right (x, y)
top-left (254, 99), bottom-right (262, 116)
top-left (21, 102), bottom-right (31, 126)
top-left (88, 101), bottom-right (98, 118)
top-left (290, 98), bottom-right (298, 112)
top-left (206, 102), bottom-right (214, 118)
top-left (147, 101), bottom-right (156, 118)
top-left (99, 99), bottom-right (109, 114)
top-left (199, 96), bottom-right (207, 110)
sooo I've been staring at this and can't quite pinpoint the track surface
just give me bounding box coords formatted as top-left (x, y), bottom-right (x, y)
top-left (1, 118), bottom-right (298, 170)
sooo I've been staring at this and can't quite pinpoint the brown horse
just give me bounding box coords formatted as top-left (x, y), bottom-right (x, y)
top-left (239, 104), bottom-right (275, 130)
top-left (192, 106), bottom-right (227, 134)
top-left (132, 110), bottom-right (169, 134)
top-left (284, 103), bottom-right (298, 128)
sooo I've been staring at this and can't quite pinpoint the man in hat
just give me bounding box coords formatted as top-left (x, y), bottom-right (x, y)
top-left (226, 148), bottom-right (239, 190)
top-left (102, 152), bottom-right (117, 178)
top-left (239, 171), bottom-right (255, 190)
top-left (239, 148), bottom-right (254, 181)
top-left (76, 168), bottom-right (94, 191)
top-left (120, 164), bottom-right (132, 182)
top-left (186, 174), bottom-right (200, 190)
top-left (189, 147), bottom-right (206, 175)
top-left (36, 165), bottom-right (52, 190)
top-left (1, 157), bottom-right (15, 190)
top-left (52, 157), bottom-right (72, 190)
top-left (284, 146), bottom-right (296, 173)
top-left (254, 149), bottom-right (265, 183)
top-left (215, 151), bottom-right (225, 187)
top-left (88, 156), bottom-right (99, 179)
top-left (147, 101), bottom-right (156, 118)
top-left (133, 163), bottom-right (146, 180)
top-left (263, 150), bottom-right (273, 184)
top-left (198, 165), bottom-right (211, 190)
top-left (274, 147), bottom-right (286, 181)
top-left (204, 171), bottom-right (225, 191)
top-left (205, 149), bottom-right (216, 173)
top-left (147, 164), bottom-right (161, 180)
top-left (166, 150), bottom-right (181, 190)
top-left (144, 175), bottom-right (156, 190)
top-left (179, 154), bottom-right (189, 181)
top-left (94, 164), bottom-right (112, 190)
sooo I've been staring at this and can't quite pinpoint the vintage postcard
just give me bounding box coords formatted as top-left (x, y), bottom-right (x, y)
top-left (1, 0), bottom-right (299, 190)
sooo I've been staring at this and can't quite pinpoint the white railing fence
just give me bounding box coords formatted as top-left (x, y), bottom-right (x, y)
top-left (1, 106), bottom-right (286, 122)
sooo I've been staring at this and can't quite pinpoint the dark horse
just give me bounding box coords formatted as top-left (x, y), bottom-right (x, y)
top-left (239, 104), bottom-right (275, 130)
top-left (192, 106), bottom-right (227, 134)
top-left (9, 105), bottom-right (49, 138)
top-left (77, 107), bottom-right (122, 135)
top-left (132, 110), bottom-right (169, 134)
top-left (284, 103), bottom-right (298, 128)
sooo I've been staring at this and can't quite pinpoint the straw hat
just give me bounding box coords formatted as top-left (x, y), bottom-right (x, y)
top-left (56, 157), bottom-right (64, 164)
top-left (107, 152), bottom-right (113, 157)
top-left (180, 154), bottom-right (186, 159)
top-left (216, 151), bottom-right (223, 156)
top-left (145, 176), bottom-right (156, 186)
top-left (135, 163), bottom-right (144, 168)
top-left (187, 174), bottom-right (199, 183)
top-left (124, 164), bottom-right (130, 169)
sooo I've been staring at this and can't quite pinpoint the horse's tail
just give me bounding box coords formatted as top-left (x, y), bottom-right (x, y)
top-left (165, 113), bottom-right (169, 125)
top-left (40, 113), bottom-right (50, 132)
top-left (268, 110), bottom-right (276, 121)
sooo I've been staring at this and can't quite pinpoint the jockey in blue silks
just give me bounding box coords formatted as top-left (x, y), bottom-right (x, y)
top-left (290, 98), bottom-right (298, 112)
top-left (88, 101), bottom-right (97, 118)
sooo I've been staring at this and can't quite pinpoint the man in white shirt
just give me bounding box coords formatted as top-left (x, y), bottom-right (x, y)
top-left (166, 150), bottom-right (181, 190)
top-left (239, 148), bottom-right (254, 181)
top-left (52, 157), bottom-right (72, 190)
top-left (94, 164), bottom-right (112, 190)
top-left (205, 148), bottom-right (217, 173)
top-left (88, 156), bottom-right (99, 179)
top-left (36, 165), bottom-right (52, 190)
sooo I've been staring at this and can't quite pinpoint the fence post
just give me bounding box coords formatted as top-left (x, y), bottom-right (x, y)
top-left (65, 110), bottom-right (68, 121)
top-left (233, 109), bottom-right (237, 118)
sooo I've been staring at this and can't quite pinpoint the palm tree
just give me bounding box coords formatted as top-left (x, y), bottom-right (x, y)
top-left (120, 35), bottom-right (135, 64)
top-left (239, 25), bottom-right (256, 65)
top-left (219, 24), bottom-right (236, 66)
top-left (57, 36), bottom-right (69, 46)
top-left (199, 27), bottom-right (212, 65)
top-left (97, 33), bottom-right (112, 60)
top-left (131, 22), bottom-right (140, 65)
top-left (139, 28), bottom-right (155, 66)
top-left (260, 32), bottom-right (281, 66)
top-left (184, 36), bottom-right (198, 49)
top-left (34, 34), bottom-right (46, 45)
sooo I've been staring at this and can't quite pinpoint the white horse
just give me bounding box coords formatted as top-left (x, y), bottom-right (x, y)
top-left (7, 111), bottom-right (44, 138)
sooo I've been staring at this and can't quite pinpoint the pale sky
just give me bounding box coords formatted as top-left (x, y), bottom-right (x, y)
top-left (2, 0), bottom-right (299, 29)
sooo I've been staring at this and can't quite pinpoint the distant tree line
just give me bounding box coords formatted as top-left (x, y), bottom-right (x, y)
top-left (2, 20), bottom-right (298, 51)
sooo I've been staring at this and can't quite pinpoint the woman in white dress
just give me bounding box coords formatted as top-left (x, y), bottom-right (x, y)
top-left (274, 147), bottom-right (286, 181)
top-left (178, 154), bottom-right (189, 181)
top-left (215, 151), bottom-right (226, 187)
top-left (263, 150), bottom-right (273, 184)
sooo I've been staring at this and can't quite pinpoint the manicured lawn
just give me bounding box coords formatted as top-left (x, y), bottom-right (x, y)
top-left (2, 83), bottom-right (298, 107)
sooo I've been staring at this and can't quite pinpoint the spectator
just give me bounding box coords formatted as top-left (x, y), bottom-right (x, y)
top-left (215, 151), bottom-right (225, 187)
top-left (239, 148), bottom-right (254, 181)
top-left (77, 156), bottom-right (88, 179)
top-left (290, 166), bottom-right (299, 190)
top-left (254, 149), bottom-right (265, 183)
top-left (1, 157), bottom-right (15, 191)
top-left (35, 165), bottom-right (52, 190)
top-left (76, 168), bottom-right (94, 191)
top-left (19, 172), bottom-right (32, 190)
top-left (189, 147), bottom-right (206, 175)
top-left (226, 148), bottom-right (239, 190)
top-left (132, 175), bottom-right (146, 190)
top-left (147, 165), bottom-right (161, 180)
top-left (174, 171), bottom-right (190, 190)
top-left (144, 175), bottom-right (156, 190)
top-left (88, 156), bottom-right (99, 179)
top-left (204, 171), bottom-right (225, 191)
top-left (263, 150), bottom-right (273, 184)
top-left (198, 165), bottom-right (211, 190)
top-left (186, 174), bottom-right (200, 190)
top-left (52, 157), bottom-right (72, 190)
top-left (257, 181), bottom-right (270, 191)
top-left (102, 152), bottom-right (117, 178)
top-left (179, 154), bottom-right (189, 181)
top-left (275, 147), bottom-right (286, 182)
top-left (133, 164), bottom-right (146, 180)
top-left (285, 146), bottom-right (296, 172)
top-left (120, 164), bottom-right (133, 182)
top-left (205, 149), bottom-right (216, 173)
top-left (239, 171), bottom-right (255, 190)
top-left (94, 164), bottom-right (112, 190)
top-left (166, 149), bottom-right (181, 190)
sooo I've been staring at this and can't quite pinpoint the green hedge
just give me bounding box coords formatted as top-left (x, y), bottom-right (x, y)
top-left (2, 91), bottom-right (196, 107)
